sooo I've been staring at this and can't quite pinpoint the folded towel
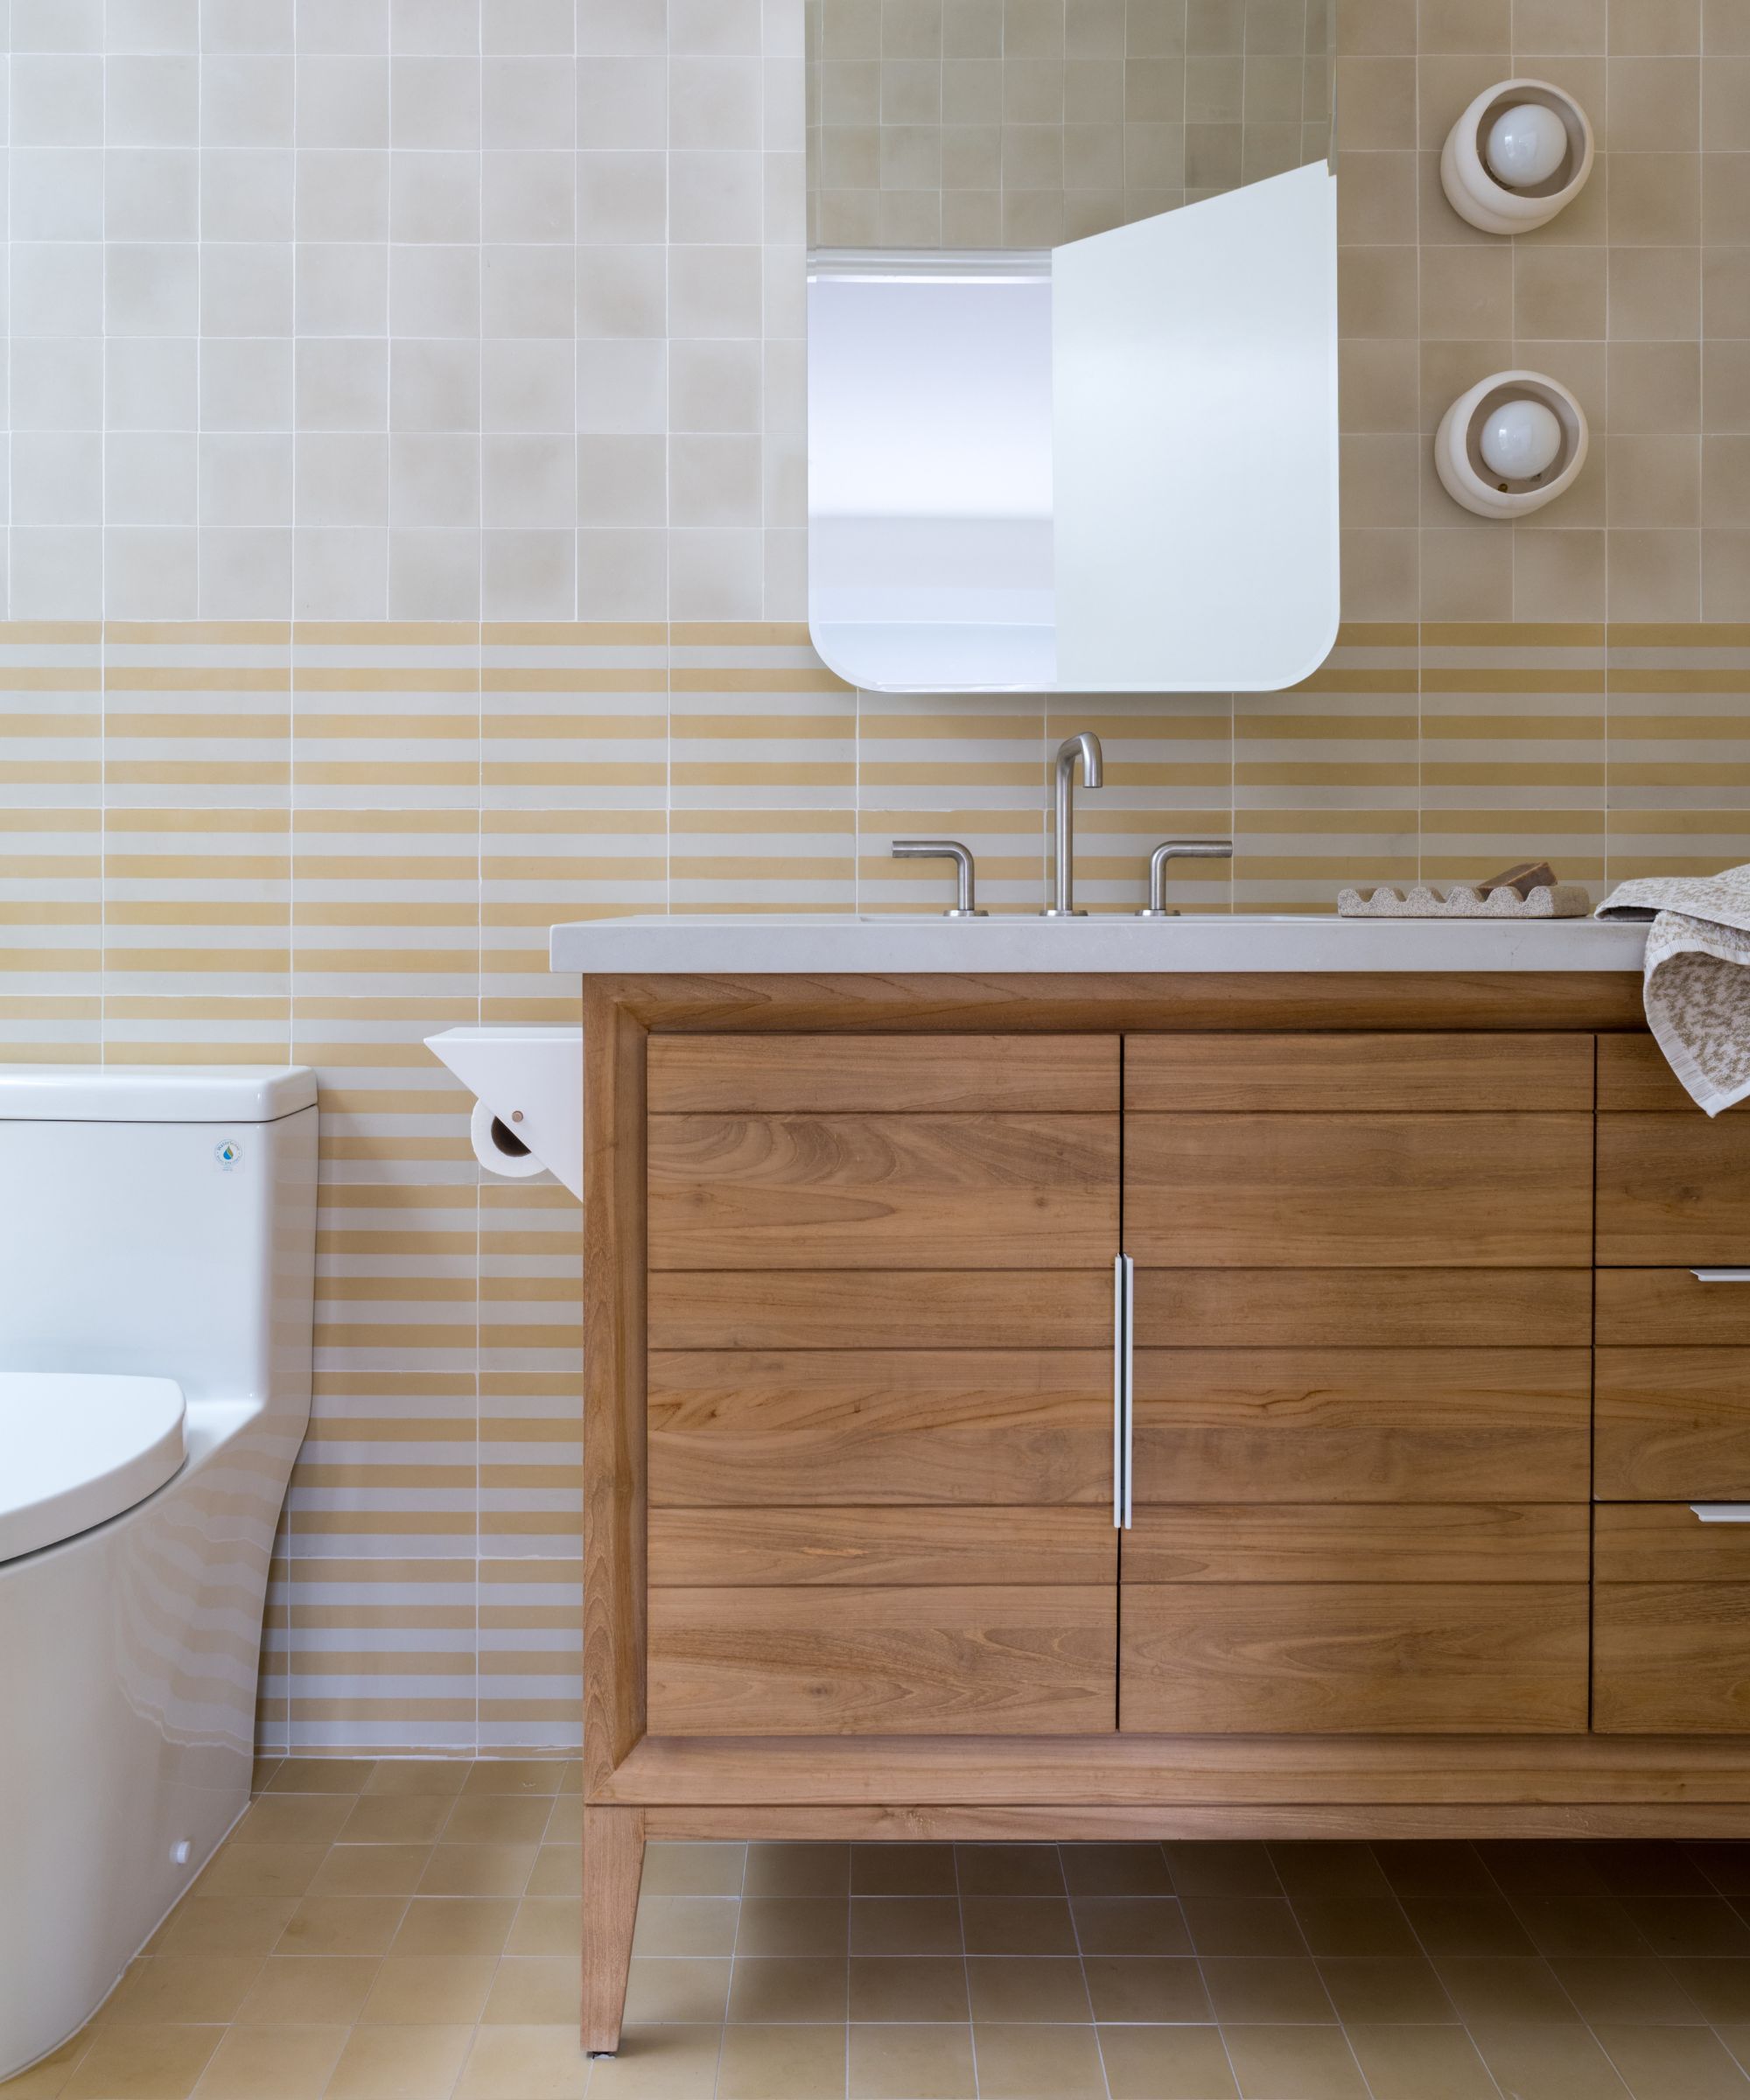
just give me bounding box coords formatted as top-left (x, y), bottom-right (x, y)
top-left (1596, 863), bottom-right (1750, 1116)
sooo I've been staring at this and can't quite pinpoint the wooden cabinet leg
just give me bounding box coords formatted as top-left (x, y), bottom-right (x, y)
top-left (582, 1805), bottom-right (646, 2058)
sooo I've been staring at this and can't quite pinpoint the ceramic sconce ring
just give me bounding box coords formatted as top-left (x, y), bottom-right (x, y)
top-left (1441, 78), bottom-right (1593, 234)
top-left (1435, 371), bottom-right (1589, 521)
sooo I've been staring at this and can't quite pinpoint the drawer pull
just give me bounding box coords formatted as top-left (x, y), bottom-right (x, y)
top-left (1113, 1254), bottom-right (1133, 1531)
top-left (1692, 1270), bottom-right (1750, 1282)
top-left (1690, 1504), bottom-right (1750, 1522)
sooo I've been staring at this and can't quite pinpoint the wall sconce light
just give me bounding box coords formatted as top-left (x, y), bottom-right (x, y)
top-left (1435, 372), bottom-right (1589, 519)
top-left (1441, 79), bottom-right (1593, 234)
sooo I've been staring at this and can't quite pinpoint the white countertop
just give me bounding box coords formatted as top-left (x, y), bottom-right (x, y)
top-left (550, 913), bottom-right (1649, 976)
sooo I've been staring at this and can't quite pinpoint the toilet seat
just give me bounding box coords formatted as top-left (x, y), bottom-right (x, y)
top-left (0, 1373), bottom-right (186, 1564)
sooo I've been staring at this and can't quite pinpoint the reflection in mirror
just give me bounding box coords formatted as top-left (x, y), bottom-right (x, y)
top-left (804, 1), bottom-right (1340, 696)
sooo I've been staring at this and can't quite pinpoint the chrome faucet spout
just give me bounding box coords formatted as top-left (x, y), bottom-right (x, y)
top-left (1043, 731), bottom-right (1104, 917)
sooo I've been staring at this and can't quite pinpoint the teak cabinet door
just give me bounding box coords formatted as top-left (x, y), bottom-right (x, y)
top-left (1120, 1034), bottom-right (1594, 1735)
top-left (645, 1035), bottom-right (1120, 1737)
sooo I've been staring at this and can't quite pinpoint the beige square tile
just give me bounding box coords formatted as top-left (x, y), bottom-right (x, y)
top-left (741, 1846), bottom-right (850, 1898)
top-left (461, 1760), bottom-right (565, 1798)
top-left (195, 1846), bottom-right (330, 1902)
top-left (507, 1898), bottom-right (584, 1958)
top-left (1547, 1955), bottom-right (1704, 2024)
top-left (724, 1958), bottom-right (846, 2024)
top-left (230, 1796), bottom-right (354, 1847)
top-left (1082, 1956), bottom-right (1210, 2023)
top-left (641, 1844), bottom-right (746, 1899)
top-left (964, 1956), bottom-right (1092, 2025)
top-left (956, 1846), bottom-right (1066, 1897)
top-left (64, 2027), bottom-right (224, 2100)
top-left (154, 1900), bottom-right (300, 1962)
top-left (849, 1844), bottom-right (957, 1895)
top-left (848, 2023), bottom-right (975, 2100)
top-left (456, 2024), bottom-right (594, 2100)
top-left (543, 1798), bottom-right (583, 1846)
top-left (1073, 1897), bottom-right (1193, 1956)
top-left (1510, 1897), bottom-right (1654, 1956)
top-left (416, 1845), bottom-right (538, 1900)
top-left (848, 1896), bottom-right (959, 1957)
top-left (335, 1798), bottom-right (453, 1847)
top-left (1217, 2025), bottom-right (1367, 2097)
top-left (1200, 1958), bottom-right (1334, 2026)
top-left (961, 1897), bottom-right (1078, 1956)
top-left (1669, 1958), bottom-right (1750, 2020)
top-left (325, 2027), bottom-right (479, 2100)
top-left (716, 2024), bottom-right (844, 2099)
top-left (234, 1957), bottom-right (381, 2026)
top-left (362, 1763), bottom-right (468, 1800)
top-left (1341, 2025), bottom-right (1497, 2100)
top-left (102, 1959), bottom-right (262, 2026)
top-left (1290, 1896), bottom-right (1418, 1956)
top-left (441, 1796), bottom-right (556, 1847)
top-left (1097, 2023), bottom-right (1238, 2099)
top-left (1433, 1956), bottom-right (1579, 2024)
top-left (624, 1957), bottom-right (733, 2026)
top-left (1314, 1956), bottom-right (1454, 2025)
top-left (847, 1956), bottom-right (970, 2024)
top-left (481, 1957), bottom-right (581, 2025)
top-left (1068, 1844), bottom-right (1177, 1897)
top-left (1468, 2020), bottom-right (1633, 2099)
top-left (274, 1897), bottom-right (406, 1959)
top-left (191, 2025), bottom-right (349, 2100)
top-left (388, 1899), bottom-right (517, 1958)
top-left (1182, 1898), bottom-right (1307, 1957)
top-left (308, 1846), bottom-right (433, 1898)
top-left (523, 1844), bottom-right (579, 1899)
top-left (970, 2023), bottom-right (1107, 2100)
top-left (267, 1760), bottom-right (374, 1796)
top-left (632, 1897), bottom-right (740, 1960)
top-left (359, 1956), bottom-right (498, 2026)
top-left (1593, 2022), bottom-right (1750, 2099)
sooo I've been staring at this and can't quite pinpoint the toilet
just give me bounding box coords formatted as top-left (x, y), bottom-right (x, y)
top-left (0, 1067), bottom-right (318, 2079)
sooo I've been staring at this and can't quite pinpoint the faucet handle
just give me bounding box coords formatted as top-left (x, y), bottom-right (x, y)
top-left (892, 839), bottom-right (987, 918)
top-left (1138, 838), bottom-right (1235, 918)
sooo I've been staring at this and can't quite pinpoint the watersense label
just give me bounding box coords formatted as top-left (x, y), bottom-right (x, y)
top-left (214, 1140), bottom-right (241, 1171)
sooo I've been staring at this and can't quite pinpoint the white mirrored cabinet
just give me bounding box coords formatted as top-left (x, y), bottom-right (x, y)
top-left (805, 0), bottom-right (1340, 695)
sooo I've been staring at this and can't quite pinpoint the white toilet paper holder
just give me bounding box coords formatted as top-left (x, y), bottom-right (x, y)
top-left (426, 1026), bottom-right (584, 1198)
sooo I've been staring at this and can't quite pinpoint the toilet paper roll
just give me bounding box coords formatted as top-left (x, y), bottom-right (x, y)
top-left (471, 1097), bottom-right (547, 1178)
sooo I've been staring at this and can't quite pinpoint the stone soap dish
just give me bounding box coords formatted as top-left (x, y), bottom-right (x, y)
top-left (1338, 880), bottom-right (1592, 919)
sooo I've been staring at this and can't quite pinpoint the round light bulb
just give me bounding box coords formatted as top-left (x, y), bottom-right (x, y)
top-left (1485, 102), bottom-right (1569, 188)
top-left (1479, 396), bottom-right (1564, 481)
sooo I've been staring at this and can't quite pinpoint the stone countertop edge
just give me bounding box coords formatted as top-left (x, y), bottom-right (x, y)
top-left (549, 914), bottom-right (1651, 976)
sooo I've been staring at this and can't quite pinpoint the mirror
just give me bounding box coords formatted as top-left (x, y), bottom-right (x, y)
top-left (805, 0), bottom-right (1340, 695)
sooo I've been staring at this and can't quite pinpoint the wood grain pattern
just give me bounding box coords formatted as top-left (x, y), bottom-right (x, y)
top-left (1134, 1270), bottom-right (1592, 1348)
top-left (648, 1586), bottom-right (1117, 1735)
top-left (1599, 1270), bottom-right (1750, 1347)
top-left (1124, 1504), bottom-right (1588, 1584)
top-left (1595, 1501), bottom-right (1750, 1582)
top-left (1594, 1582), bottom-right (1750, 1734)
top-left (1130, 1348), bottom-right (1591, 1502)
top-left (1598, 1115), bottom-right (1750, 1265)
top-left (582, 1804), bottom-right (644, 2057)
top-left (1598, 1351), bottom-right (1750, 1500)
top-left (1599, 1034), bottom-right (1704, 1112)
top-left (1122, 1585), bottom-right (1590, 1734)
top-left (648, 1269), bottom-right (1112, 1351)
top-left (648, 1034), bottom-right (1119, 1114)
top-left (650, 1507), bottom-right (1116, 1586)
top-left (1126, 1114), bottom-right (1593, 1268)
top-left (648, 1351), bottom-right (1112, 1506)
top-left (648, 1111), bottom-right (1118, 1270)
top-left (1125, 1033), bottom-right (1594, 1114)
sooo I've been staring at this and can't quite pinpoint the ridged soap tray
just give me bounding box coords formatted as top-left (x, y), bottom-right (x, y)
top-left (1337, 881), bottom-right (1592, 919)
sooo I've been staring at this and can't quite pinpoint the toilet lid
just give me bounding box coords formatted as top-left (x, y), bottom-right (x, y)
top-left (0, 1372), bottom-right (186, 1563)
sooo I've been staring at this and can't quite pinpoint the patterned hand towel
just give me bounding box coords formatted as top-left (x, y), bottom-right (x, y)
top-left (1596, 863), bottom-right (1750, 1116)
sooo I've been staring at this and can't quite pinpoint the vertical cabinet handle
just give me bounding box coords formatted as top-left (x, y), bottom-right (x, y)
top-left (1113, 1254), bottom-right (1134, 1530)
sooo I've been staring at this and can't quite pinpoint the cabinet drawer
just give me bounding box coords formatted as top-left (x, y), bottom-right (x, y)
top-left (1131, 1349), bottom-right (1591, 1502)
top-left (649, 1034), bottom-right (1119, 1114)
top-left (1600, 1035), bottom-right (1708, 1112)
top-left (648, 1111), bottom-right (1118, 1270)
top-left (1123, 1504), bottom-right (1588, 1585)
top-left (1598, 1350), bottom-right (1750, 1500)
top-left (1137, 1270), bottom-right (1592, 1348)
top-left (1598, 1270), bottom-right (1750, 1347)
top-left (648, 1585), bottom-right (1116, 1735)
top-left (1594, 1503), bottom-right (1750, 1732)
top-left (1120, 1583), bottom-right (1589, 1734)
top-left (1126, 1115), bottom-right (1592, 1268)
top-left (649, 1270), bottom-right (1111, 1352)
top-left (1597, 1116), bottom-right (1750, 1266)
top-left (650, 1507), bottom-right (1116, 1586)
top-left (1126, 1033), bottom-right (1593, 1114)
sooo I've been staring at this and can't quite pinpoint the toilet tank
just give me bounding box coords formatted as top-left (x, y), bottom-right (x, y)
top-left (0, 1068), bottom-right (318, 1417)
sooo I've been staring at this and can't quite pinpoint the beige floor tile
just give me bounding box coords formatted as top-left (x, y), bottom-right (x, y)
top-left (1062, 1844), bottom-right (1175, 1898)
top-left (333, 1797), bottom-right (453, 1847)
top-left (1688, 1844), bottom-right (1750, 1894)
top-left (459, 1760), bottom-right (564, 1799)
top-left (191, 2025), bottom-right (348, 2100)
top-left (274, 1899), bottom-right (406, 1960)
top-left (1670, 1958), bottom-right (1750, 2021)
top-left (62, 2026), bottom-right (224, 2100)
top-left (358, 1956), bottom-right (498, 2026)
top-left (441, 1796), bottom-right (556, 1848)
top-left (1097, 2023), bottom-right (1239, 2100)
top-left (1511, 1896), bottom-right (1655, 1957)
top-left (1371, 1844), bottom-right (1494, 1899)
top-left (1718, 2024), bottom-right (1750, 2074)
top-left (640, 1845), bottom-right (746, 1899)
top-left (524, 1846), bottom-right (579, 1899)
top-left (954, 1845), bottom-right (1066, 1897)
top-left (1623, 1897), bottom-right (1750, 1958)
top-left (577, 2027), bottom-right (716, 2100)
top-left (847, 2022), bottom-right (976, 2100)
top-left (388, 1899), bottom-right (517, 1958)
top-left (1268, 1846), bottom-right (1392, 1903)
top-left (360, 1764), bottom-right (468, 1801)
top-left (506, 1898), bottom-right (584, 1958)
top-left (846, 1957), bottom-right (970, 2024)
top-left (961, 1897), bottom-right (1078, 1956)
top-left (1548, 1955), bottom-right (1704, 2024)
top-left (266, 1761), bottom-right (374, 1796)
top-left (250, 1760), bottom-right (283, 1795)
top-left (1313, 1956), bottom-right (1453, 2025)
top-left (416, 1845), bottom-right (537, 1900)
top-left (1166, 1844), bottom-right (1282, 1900)
top-left (323, 2025), bottom-right (472, 2100)
top-left (1082, 1955), bottom-right (1210, 2024)
top-left (228, 1798), bottom-right (354, 1848)
top-left (307, 1847), bottom-right (432, 1899)
top-left (630, 1896), bottom-right (740, 1960)
top-left (1341, 2025), bottom-right (1497, 2100)
top-left (1071, 1896), bottom-right (1192, 1956)
top-left (154, 1901), bottom-right (300, 1963)
top-left (716, 2023), bottom-right (844, 2098)
top-left (0, 2036), bottom-right (89, 2100)
top-left (1200, 1959), bottom-right (1334, 2026)
top-left (1402, 1894), bottom-right (1536, 1957)
top-left (1592, 2023), bottom-right (1750, 2099)
top-left (543, 1798), bottom-right (582, 1845)
top-left (195, 1847), bottom-right (330, 1903)
top-left (1219, 2024), bottom-right (1368, 2099)
top-left (456, 2024), bottom-right (593, 2100)
top-left (724, 1958), bottom-right (846, 2024)
top-left (101, 1961), bottom-right (262, 2027)
top-left (1587, 1845), bottom-right (1714, 1899)
top-left (1434, 1956), bottom-right (1580, 2025)
top-left (1479, 1843), bottom-right (1610, 1899)
top-left (740, 1846), bottom-right (850, 1899)
top-left (964, 1956), bottom-right (1091, 2025)
top-left (850, 1844), bottom-right (956, 1895)
top-left (1289, 1896), bottom-right (1418, 1957)
top-left (1468, 2020), bottom-right (1633, 2099)
top-left (1183, 1899), bottom-right (1307, 1958)
top-left (971, 2022), bottom-right (1108, 2100)
top-left (846, 1897), bottom-right (958, 1958)
top-left (481, 1958), bottom-right (581, 2026)
top-left (233, 1957), bottom-right (381, 2027)
top-left (623, 1958), bottom-right (733, 2026)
